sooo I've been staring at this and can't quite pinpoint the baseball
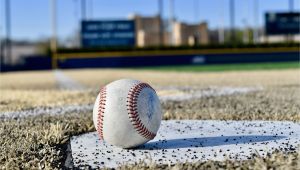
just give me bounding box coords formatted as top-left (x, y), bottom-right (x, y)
top-left (93, 79), bottom-right (162, 148)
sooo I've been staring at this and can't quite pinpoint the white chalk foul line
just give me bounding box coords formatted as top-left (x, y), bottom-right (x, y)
top-left (54, 70), bottom-right (86, 90)
top-left (0, 86), bottom-right (262, 120)
top-left (0, 104), bottom-right (93, 121)
top-left (159, 86), bottom-right (262, 102)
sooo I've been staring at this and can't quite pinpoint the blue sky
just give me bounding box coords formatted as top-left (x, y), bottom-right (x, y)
top-left (0, 0), bottom-right (299, 41)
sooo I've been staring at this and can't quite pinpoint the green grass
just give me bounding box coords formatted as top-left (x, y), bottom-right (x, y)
top-left (137, 62), bottom-right (299, 72)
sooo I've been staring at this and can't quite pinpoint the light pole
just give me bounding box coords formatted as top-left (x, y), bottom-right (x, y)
top-left (289, 0), bottom-right (294, 11)
top-left (169, 0), bottom-right (174, 46)
top-left (81, 0), bottom-right (87, 21)
top-left (229, 0), bottom-right (235, 43)
top-left (288, 0), bottom-right (294, 42)
top-left (194, 0), bottom-right (199, 23)
top-left (253, 0), bottom-right (259, 44)
top-left (158, 0), bottom-right (164, 46)
top-left (218, 1), bottom-right (225, 44)
top-left (89, 0), bottom-right (93, 19)
top-left (0, 25), bottom-right (2, 67)
top-left (5, 0), bottom-right (11, 65)
top-left (50, 0), bottom-right (58, 69)
top-left (242, 19), bottom-right (249, 44)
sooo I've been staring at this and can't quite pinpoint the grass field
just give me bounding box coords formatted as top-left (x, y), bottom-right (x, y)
top-left (137, 61), bottom-right (299, 72)
top-left (0, 70), bottom-right (56, 90)
top-left (0, 66), bottom-right (299, 169)
top-left (64, 68), bottom-right (299, 89)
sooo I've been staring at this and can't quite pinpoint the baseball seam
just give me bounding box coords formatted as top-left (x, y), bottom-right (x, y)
top-left (97, 86), bottom-right (107, 140)
top-left (127, 83), bottom-right (156, 140)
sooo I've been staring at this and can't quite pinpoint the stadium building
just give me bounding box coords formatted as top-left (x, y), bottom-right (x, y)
top-left (131, 14), bottom-right (209, 47)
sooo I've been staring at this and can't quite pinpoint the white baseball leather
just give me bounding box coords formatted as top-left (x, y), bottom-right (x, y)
top-left (93, 79), bottom-right (162, 148)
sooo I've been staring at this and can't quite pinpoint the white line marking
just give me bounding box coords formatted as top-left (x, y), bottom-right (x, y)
top-left (54, 70), bottom-right (85, 90)
top-left (159, 86), bottom-right (263, 102)
top-left (0, 86), bottom-right (262, 120)
top-left (0, 104), bottom-right (93, 120)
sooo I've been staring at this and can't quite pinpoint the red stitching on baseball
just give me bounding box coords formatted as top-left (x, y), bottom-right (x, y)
top-left (127, 83), bottom-right (157, 140)
top-left (97, 86), bottom-right (107, 140)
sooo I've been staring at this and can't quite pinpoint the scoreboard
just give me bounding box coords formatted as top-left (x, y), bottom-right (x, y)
top-left (81, 20), bottom-right (135, 47)
top-left (265, 12), bottom-right (300, 35)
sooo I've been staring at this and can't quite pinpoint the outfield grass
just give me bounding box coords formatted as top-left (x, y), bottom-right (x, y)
top-left (137, 62), bottom-right (299, 72)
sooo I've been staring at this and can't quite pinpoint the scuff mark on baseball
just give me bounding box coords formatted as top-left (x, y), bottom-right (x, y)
top-left (93, 79), bottom-right (162, 148)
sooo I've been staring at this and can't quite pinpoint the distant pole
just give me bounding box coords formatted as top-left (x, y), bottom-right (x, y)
top-left (243, 1), bottom-right (250, 44)
top-left (73, 0), bottom-right (81, 48)
top-left (218, 26), bottom-right (225, 44)
top-left (218, 4), bottom-right (225, 44)
top-left (158, 0), bottom-right (164, 46)
top-left (288, 0), bottom-right (294, 42)
top-left (81, 0), bottom-right (87, 20)
top-left (194, 0), bottom-right (199, 23)
top-left (242, 19), bottom-right (249, 44)
top-left (169, 0), bottom-right (174, 45)
top-left (229, 0), bottom-right (235, 43)
top-left (253, 0), bottom-right (259, 44)
top-left (73, 0), bottom-right (79, 19)
top-left (0, 26), bottom-right (2, 66)
top-left (51, 0), bottom-right (58, 69)
top-left (5, 0), bottom-right (11, 65)
top-left (289, 0), bottom-right (294, 11)
top-left (90, 0), bottom-right (93, 18)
